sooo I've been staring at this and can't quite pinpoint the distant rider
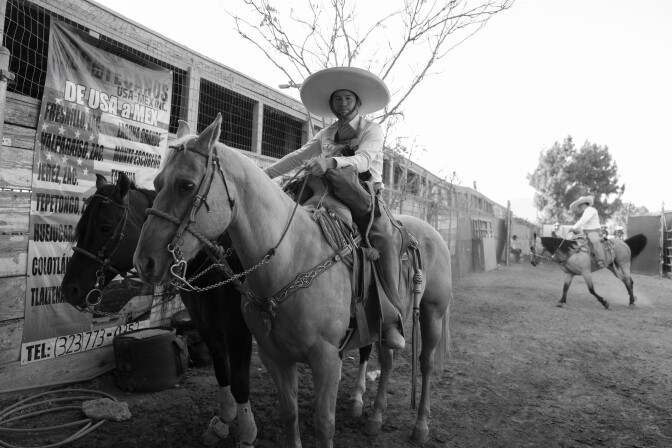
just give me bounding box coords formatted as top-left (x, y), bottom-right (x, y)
top-left (569, 195), bottom-right (606, 268)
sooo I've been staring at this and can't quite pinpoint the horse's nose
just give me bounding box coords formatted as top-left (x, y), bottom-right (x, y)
top-left (62, 282), bottom-right (83, 308)
top-left (135, 254), bottom-right (156, 283)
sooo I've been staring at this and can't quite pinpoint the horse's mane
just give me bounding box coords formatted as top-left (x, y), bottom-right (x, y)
top-left (540, 236), bottom-right (578, 255)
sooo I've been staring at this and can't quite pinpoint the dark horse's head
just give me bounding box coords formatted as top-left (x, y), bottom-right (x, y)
top-left (61, 173), bottom-right (155, 310)
top-left (540, 237), bottom-right (580, 263)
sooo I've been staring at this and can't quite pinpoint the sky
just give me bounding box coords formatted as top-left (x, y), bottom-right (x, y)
top-left (94, 0), bottom-right (672, 222)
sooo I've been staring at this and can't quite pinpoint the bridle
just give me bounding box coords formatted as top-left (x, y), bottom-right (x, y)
top-left (71, 193), bottom-right (142, 308)
top-left (145, 138), bottom-right (239, 290)
top-left (145, 137), bottom-right (306, 296)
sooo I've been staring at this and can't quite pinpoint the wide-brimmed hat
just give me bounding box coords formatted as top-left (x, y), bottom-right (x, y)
top-left (569, 195), bottom-right (594, 212)
top-left (300, 67), bottom-right (390, 118)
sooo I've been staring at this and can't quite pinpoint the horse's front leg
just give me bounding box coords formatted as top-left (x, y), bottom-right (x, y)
top-left (227, 321), bottom-right (257, 446)
top-left (557, 274), bottom-right (574, 307)
top-left (350, 345), bottom-right (372, 418)
top-left (584, 274), bottom-right (609, 310)
top-left (365, 346), bottom-right (394, 436)
top-left (310, 344), bottom-right (343, 448)
top-left (258, 347), bottom-right (302, 447)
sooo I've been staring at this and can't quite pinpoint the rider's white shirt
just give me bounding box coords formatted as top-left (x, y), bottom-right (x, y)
top-left (572, 206), bottom-right (600, 231)
top-left (263, 115), bottom-right (384, 183)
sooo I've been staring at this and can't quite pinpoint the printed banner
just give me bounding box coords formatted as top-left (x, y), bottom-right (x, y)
top-left (22, 22), bottom-right (172, 364)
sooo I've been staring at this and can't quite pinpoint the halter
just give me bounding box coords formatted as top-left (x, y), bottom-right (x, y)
top-left (72, 193), bottom-right (140, 308)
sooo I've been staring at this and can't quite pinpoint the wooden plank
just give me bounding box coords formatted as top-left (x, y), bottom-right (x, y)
top-left (0, 190), bottom-right (30, 234)
top-left (0, 233), bottom-right (28, 278)
top-left (4, 124), bottom-right (37, 150)
top-left (0, 146), bottom-right (34, 189)
top-left (0, 319), bottom-right (22, 364)
top-left (0, 345), bottom-right (115, 394)
top-left (0, 276), bottom-right (25, 321)
top-left (5, 92), bottom-right (40, 128)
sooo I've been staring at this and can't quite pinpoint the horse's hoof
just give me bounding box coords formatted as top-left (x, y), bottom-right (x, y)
top-left (364, 418), bottom-right (382, 435)
top-left (602, 300), bottom-right (610, 310)
top-left (556, 302), bottom-right (564, 308)
top-left (411, 424), bottom-right (429, 443)
top-left (199, 416), bottom-right (229, 446)
top-left (199, 427), bottom-right (226, 446)
top-left (349, 400), bottom-right (363, 418)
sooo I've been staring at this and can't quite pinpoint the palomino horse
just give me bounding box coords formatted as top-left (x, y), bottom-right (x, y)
top-left (539, 234), bottom-right (647, 309)
top-left (133, 115), bottom-right (452, 447)
top-left (60, 173), bottom-right (258, 446)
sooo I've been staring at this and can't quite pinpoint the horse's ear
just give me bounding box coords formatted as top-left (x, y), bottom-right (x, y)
top-left (96, 174), bottom-right (108, 189)
top-left (116, 173), bottom-right (131, 198)
top-left (195, 113), bottom-right (222, 157)
top-left (176, 120), bottom-right (191, 139)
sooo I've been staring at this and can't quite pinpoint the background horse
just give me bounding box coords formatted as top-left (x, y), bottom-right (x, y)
top-left (540, 234), bottom-right (647, 309)
top-left (133, 115), bottom-right (452, 447)
top-left (61, 173), bottom-right (257, 446)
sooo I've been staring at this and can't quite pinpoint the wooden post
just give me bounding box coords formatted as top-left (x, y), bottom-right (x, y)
top-left (0, 0), bottom-right (14, 149)
top-left (660, 202), bottom-right (666, 278)
top-left (505, 200), bottom-right (511, 266)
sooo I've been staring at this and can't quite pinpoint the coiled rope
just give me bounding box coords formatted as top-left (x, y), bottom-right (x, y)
top-left (0, 389), bottom-right (118, 448)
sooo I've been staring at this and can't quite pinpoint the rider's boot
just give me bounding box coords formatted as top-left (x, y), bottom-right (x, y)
top-left (354, 211), bottom-right (405, 351)
top-left (590, 234), bottom-right (607, 268)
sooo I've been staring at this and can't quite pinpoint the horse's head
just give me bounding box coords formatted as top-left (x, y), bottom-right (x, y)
top-left (62, 172), bottom-right (151, 310)
top-left (540, 236), bottom-right (578, 263)
top-left (134, 114), bottom-right (238, 285)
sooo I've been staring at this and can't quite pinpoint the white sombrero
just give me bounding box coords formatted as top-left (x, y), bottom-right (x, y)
top-left (300, 67), bottom-right (390, 118)
top-left (569, 195), bottom-right (594, 212)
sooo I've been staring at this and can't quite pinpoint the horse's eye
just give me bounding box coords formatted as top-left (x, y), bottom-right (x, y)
top-left (179, 181), bottom-right (195, 193)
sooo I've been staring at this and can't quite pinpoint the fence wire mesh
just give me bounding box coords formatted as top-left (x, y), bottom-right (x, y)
top-left (3, 0), bottom-right (309, 149)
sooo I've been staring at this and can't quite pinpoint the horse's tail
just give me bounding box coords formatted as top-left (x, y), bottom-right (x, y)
top-left (625, 234), bottom-right (647, 258)
top-left (436, 295), bottom-right (452, 372)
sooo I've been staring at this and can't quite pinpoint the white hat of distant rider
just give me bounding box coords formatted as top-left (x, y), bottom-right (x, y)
top-left (569, 195), bottom-right (594, 213)
top-left (299, 67), bottom-right (390, 118)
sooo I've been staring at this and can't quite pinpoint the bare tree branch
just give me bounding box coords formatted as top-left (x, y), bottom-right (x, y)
top-left (225, 0), bottom-right (514, 136)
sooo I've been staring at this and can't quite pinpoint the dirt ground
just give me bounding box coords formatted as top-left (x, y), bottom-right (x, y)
top-left (4, 257), bottom-right (672, 448)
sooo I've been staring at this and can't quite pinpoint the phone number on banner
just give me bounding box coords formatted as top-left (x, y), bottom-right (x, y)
top-left (21, 321), bottom-right (149, 364)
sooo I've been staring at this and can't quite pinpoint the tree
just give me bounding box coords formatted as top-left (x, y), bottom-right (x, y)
top-left (227, 0), bottom-right (513, 127)
top-left (527, 136), bottom-right (625, 223)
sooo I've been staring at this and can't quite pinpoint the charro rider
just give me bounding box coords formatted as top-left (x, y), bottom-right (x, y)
top-left (263, 67), bottom-right (406, 350)
top-left (569, 195), bottom-right (606, 268)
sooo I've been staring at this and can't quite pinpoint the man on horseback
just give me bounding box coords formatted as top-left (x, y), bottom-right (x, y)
top-left (569, 195), bottom-right (606, 268)
top-left (263, 67), bottom-right (406, 350)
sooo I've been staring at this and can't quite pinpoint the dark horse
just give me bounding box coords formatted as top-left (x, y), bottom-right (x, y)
top-left (60, 173), bottom-right (258, 446)
top-left (539, 234), bottom-right (647, 309)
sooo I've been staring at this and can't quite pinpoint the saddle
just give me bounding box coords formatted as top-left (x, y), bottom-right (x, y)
top-left (284, 174), bottom-right (420, 353)
top-left (576, 236), bottom-right (615, 269)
